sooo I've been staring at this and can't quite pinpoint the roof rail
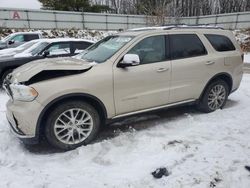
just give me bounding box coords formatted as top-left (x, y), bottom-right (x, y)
top-left (162, 24), bottom-right (224, 30)
top-left (128, 24), bottom-right (223, 32)
top-left (127, 27), bottom-right (167, 31)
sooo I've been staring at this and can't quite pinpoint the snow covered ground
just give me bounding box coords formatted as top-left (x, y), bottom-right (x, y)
top-left (0, 75), bottom-right (250, 188)
top-left (245, 53), bottom-right (250, 63)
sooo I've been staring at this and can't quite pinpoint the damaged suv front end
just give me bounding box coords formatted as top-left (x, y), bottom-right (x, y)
top-left (3, 58), bottom-right (95, 144)
top-left (4, 74), bottom-right (42, 143)
top-left (3, 35), bottom-right (134, 148)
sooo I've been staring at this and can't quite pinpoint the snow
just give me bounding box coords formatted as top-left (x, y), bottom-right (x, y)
top-left (234, 30), bottom-right (249, 44)
top-left (244, 53), bottom-right (250, 63)
top-left (0, 29), bottom-right (117, 43)
top-left (1, 75), bottom-right (250, 188)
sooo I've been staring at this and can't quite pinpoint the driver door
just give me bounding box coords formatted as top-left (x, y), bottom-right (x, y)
top-left (113, 35), bottom-right (171, 115)
top-left (8, 34), bottom-right (25, 48)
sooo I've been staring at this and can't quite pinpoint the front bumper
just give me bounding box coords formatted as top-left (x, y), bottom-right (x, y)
top-left (6, 99), bottom-right (43, 144)
top-left (6, 111), bottom-right (39, 144)
top-left (6, 114), bottom-right (39, 144)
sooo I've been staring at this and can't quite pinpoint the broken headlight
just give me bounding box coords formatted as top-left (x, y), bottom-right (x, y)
top-left (10, 84), bottom-right (38, 102)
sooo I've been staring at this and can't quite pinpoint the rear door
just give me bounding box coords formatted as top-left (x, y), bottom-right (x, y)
top-left (169, 33), bottom-right (210, 103)
top-left (113, 35), bottom-right (171, 115)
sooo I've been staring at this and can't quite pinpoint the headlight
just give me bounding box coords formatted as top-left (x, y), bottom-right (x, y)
top-left (10, 84), bottom-right (38, 102)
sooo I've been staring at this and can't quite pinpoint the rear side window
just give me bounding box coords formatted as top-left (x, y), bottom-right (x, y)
top-left (24, 34), bottom-right (39, 41)
top-left (205, 34), bottom-right (235, 52)
top-left (170, 34), bottom-right (207, 60)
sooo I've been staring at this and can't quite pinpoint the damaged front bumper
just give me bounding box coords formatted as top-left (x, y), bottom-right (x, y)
top-left (6, 108), bottom-right (39, 144)
top-left (4, 76), bottom-right (42, 144)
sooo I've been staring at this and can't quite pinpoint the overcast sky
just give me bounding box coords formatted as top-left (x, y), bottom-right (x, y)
top-left (0, 0), bottom-right (41, 9)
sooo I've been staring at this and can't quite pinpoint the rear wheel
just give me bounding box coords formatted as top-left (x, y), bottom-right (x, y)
top-left (45, 101), bottom-right (100, 150)
top-left (198, 79), bottom-right (229, 113)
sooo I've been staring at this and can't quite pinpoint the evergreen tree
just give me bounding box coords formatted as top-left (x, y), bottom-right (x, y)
top-left (39, 0), bottom-right (111, 12)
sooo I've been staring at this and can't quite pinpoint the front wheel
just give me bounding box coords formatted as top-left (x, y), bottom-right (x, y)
top-left (45, 101), bottom-right (100, 150)
top-left (198, 79), bottom-right (229, 113)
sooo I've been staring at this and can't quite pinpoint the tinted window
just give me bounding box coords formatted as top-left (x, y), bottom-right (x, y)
top-left (128, 35), bottom-right (167, 64)
top-left (24, 34), bottom-right (39, 41)
top-left (170, 34), bottom-right (207, 60)
top-left (205, 34), bottom-right (235, 52)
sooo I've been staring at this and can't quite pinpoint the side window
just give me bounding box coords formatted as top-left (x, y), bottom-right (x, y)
top-left (72, 42), bottom-right (93, 54)
top-left (127, 35), bottom-right (167, 64)
top-left (24, 34), bottom-right (39, 41)
top-left (205, 34), bottom-right (236, 52)
top-left (11, 35), bottom-right (24, 42)
top-left (170, 34), bottom-right (207, 60)
top-left (46, 43), bottom-right (70, 56)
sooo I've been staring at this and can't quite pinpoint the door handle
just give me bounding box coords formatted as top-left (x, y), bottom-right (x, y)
top-left (206, 61), bottom-right (215, 65)
top-left (157, 67), bottom-right (169, 72)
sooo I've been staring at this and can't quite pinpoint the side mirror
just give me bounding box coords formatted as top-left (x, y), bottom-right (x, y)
top-left (118, 54), bottom-right (140, 68)
top-left (8, 40), bottom-right (14, 45)
top-left (43, 50), bottom-right (50, 57)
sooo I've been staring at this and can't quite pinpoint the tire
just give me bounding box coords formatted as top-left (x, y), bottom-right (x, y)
top-left (45, 100), bottom-right (100, 150)
top-left (198, 79), bottom-right (229, 113)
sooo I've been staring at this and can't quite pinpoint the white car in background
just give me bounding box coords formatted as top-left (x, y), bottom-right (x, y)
top-left (0, 32), bottom-right (43, 50)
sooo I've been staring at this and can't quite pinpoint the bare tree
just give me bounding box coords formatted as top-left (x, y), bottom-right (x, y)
top-left (90, 0), bottom-right (250, 16)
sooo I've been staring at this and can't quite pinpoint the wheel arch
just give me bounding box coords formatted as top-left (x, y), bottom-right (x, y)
top-left (1, 66), bottom-right (16, 82)
top-left (199, 72), bottom-right (233, 100)
top-left (36, 93), bottom-right (108, 139)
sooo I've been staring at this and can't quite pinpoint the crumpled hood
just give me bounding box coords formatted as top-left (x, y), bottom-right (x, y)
top-left (11, 57), bottom-right (95, 83)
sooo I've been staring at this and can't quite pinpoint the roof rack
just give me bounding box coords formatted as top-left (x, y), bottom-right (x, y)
top-left (128, 24), bottom-right (223, 32)
top-left (162, 24), bottom-right (224, 30)
top-left (127, 26), bottom-right (167, 31)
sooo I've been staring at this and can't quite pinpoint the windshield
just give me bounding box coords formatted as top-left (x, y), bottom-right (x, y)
top-left (1, 34), bottom-right (14, 42)
top-left (12, 40), bottom-right (38, 53)
top-left (28, 42), bottom-right (49, 56)
top-left (76, 35), bottom-right (133, 63)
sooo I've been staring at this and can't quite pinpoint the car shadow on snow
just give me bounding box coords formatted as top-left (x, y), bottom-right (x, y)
top-left (223, 99), bottom-right (240, 109)
top-left (24, 98), bottom-right (238, 154)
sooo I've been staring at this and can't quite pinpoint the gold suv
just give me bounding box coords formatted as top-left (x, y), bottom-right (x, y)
top-left (4, 26), bottom-right (243, 150)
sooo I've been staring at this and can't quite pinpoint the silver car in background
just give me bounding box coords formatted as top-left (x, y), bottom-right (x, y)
top-left (0, 32), bottom-right (43, 50)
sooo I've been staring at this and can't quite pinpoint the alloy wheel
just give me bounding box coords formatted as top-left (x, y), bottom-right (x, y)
top-left (54, 108), bottom-right (94, 145)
